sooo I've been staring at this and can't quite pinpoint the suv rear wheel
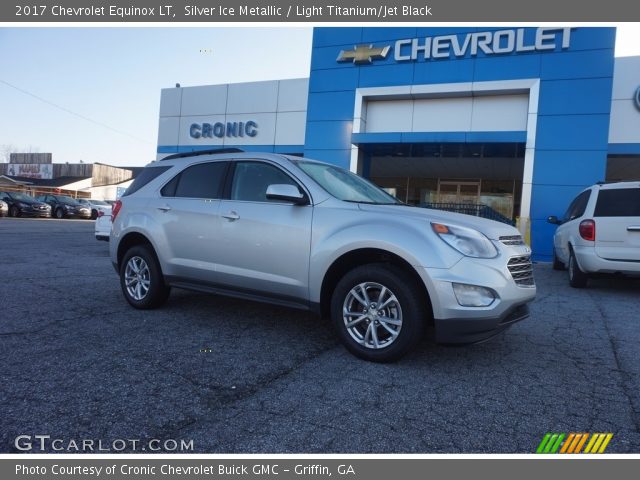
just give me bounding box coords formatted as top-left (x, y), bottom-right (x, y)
top-left (331, 264), bottom-right (426, 362)
top-left (120, 245), bottom-right (171, 309)
top-left (568, 249), bottom-right (588, 288)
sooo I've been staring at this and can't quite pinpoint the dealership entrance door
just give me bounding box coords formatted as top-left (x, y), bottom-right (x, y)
top-left (438, 181), bottom-right (481, 204)
top-left (361, 142), bottom-right (524, 223)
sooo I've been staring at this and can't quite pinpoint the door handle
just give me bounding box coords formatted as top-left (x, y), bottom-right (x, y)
top-left (627, 226), bottom-right (640, 232)
top-left (157, 205), bottom-right (171, 212)
top-left (222, 211), bottom-right (240, 221)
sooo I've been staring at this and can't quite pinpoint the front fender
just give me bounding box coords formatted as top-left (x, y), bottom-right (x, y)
top-left (308, 212), bottom-right (462, 303)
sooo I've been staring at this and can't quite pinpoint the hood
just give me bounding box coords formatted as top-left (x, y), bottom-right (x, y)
top-left (357, 204), bottom-right (520, 240)
top-left (17, 198), bottom-right (40, 205)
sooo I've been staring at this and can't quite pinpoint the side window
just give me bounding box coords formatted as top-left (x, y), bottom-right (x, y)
top-left (123, 166), bottom-right (171, 197)
top-left (562, 190), bottom-right (591, 222)
top-left (594, 188), bottom-right (640, 217)
top-left (163, 161), bottom-right (228, 199)
top-left (231, 162), bottom-right (299, 202)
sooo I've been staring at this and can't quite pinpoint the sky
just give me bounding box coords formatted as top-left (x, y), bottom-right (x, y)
top-left (0, 25), bottom-right (639, 167)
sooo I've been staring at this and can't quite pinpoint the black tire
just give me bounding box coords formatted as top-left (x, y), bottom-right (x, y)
top-left (119, 244), bottom-right (170, 309)
top-left (9, 205), bottom-right (19, 217)
top-left (552, 248), bottom-right (565, 271)
top-left (91, 209), bottom-right (98, 220)
top-left (568, 250), bottom-right (588, 288)
top-left (330, 263), bottom-right (427, 362)
top-left (54, 208), bottom-right (65, 219)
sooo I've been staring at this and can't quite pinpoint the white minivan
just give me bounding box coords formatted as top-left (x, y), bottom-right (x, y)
top-left (548, 181), bottom-right (640, 287)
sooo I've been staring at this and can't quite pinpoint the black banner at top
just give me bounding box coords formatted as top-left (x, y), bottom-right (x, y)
top-left (4, 0), bottom-right (640, 22)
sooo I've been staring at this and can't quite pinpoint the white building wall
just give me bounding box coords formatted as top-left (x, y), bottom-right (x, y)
top-left (157, 78), bottom-right (308, 155)
top-left (609, 56), bottom-right (640, 145)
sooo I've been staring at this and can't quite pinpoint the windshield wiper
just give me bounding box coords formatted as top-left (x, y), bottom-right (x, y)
top-left (343, 200), bottom-right (402, 205)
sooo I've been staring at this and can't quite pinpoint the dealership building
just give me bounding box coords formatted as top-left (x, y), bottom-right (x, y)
top-left (157, 27), bottom-right (640, 261)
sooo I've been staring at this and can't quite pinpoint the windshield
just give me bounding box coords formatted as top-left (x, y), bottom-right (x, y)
top-left (293, 160), bottom-right (400, 205)
top-left (56, 196), bottom-right (78, 205)
top-left (7, 192), bottom-right (35, 202)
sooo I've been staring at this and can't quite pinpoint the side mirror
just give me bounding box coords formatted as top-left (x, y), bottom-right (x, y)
top-left (266, 184), bottom-right (308, 205)
top-left (547, 215), bottom-right (562, 225)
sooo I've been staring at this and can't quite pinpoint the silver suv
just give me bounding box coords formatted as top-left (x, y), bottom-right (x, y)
top-left (110, 151), bottom-right (536, 362)
top-left (548, 181), bottom-right (640, 288)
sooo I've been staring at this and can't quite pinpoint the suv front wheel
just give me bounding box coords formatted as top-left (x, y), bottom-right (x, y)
top-left (331, 264), bottom-right (426, 362)
top-left (120, 245), bottom-right (171, 309)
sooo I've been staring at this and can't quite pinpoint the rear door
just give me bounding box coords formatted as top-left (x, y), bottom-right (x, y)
top-left (150, 160), bottom-right (230, 282)
top-left (216, 160), bottom-right (313, 301)
top-left (594, 186), bottom-right (640, 261)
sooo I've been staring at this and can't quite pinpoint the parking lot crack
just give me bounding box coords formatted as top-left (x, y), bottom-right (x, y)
top-left (588, 290), bottom-right (640, 432)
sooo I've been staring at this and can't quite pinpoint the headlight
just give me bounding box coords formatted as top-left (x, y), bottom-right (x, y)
top-left (431, 222), bottom-right (498, 258)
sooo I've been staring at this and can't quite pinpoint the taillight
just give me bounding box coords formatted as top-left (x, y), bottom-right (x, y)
top-left (97, 210), bottom-right (104, 218)
top-left (579, 219), bottom-right (596, 241)
top-left (111, 200), bottom-right (122, 222)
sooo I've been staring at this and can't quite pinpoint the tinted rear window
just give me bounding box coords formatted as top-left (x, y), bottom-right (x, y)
top-left (122, 166), bottom-right (171, 197)
top-left (161, 161), bottom-right (228, 199)
top-left (594, 188), bottom-right (640, 217)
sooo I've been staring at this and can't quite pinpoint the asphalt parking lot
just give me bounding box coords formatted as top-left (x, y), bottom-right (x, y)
top-left (1, 218), bottom-right (639, 453)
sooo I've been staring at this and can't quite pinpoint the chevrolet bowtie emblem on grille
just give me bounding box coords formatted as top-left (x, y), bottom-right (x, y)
top-left (336, 44), bottom-right (391, 64)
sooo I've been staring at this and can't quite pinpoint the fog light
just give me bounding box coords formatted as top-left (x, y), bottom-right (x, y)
top-left (452, 283), bottom-right (496, 307)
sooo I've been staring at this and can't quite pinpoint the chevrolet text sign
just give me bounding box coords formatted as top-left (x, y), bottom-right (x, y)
top-left (338, 28), bottom-right (573, 64)
top-left (396, 27), bottom-right (572, 61)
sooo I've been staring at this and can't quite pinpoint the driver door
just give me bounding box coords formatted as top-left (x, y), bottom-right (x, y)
top-left (216, 161), bottom-right (313, 301)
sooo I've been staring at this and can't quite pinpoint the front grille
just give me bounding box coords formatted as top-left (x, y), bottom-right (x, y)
top-left (507, 255), bottom-right (534, 286)
top-left (499, 235), bottom-right (525, 246)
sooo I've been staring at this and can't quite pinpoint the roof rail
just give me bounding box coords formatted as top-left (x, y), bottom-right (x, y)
top-left (596, 180), bottom-right (640, 187)
top-left (160, 148), bottom-right (244, 161)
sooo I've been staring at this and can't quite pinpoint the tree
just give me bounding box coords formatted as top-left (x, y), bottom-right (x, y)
top-left (0, 144), bottom-right (16, 163)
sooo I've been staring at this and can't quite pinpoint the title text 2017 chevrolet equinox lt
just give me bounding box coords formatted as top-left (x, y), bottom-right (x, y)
top-left (110, 151), bottom-right (536, 362)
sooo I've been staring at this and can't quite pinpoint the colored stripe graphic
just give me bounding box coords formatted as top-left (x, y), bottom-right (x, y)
top-left (559, 433), bottom-right (576, 454)
top-left (536, 433), bottom-right (552, 454)
top-left (598, 433), bottom-right (613, 453)
top-left (536, 433), bottom-right (565, 453)
top-left (573, 433), bottom-right (590, 453)
top-left (584, 434), bottom-right (599, 453)
top-left (537, 433), bottom-right (613, 454)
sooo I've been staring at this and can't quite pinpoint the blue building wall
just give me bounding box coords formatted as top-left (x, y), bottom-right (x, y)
top-left (304, 27), bottom-right (616, 261)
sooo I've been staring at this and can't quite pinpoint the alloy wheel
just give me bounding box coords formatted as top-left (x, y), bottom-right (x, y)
top-left (342, 282), bottom-right (403, 349)
top-left (124, 256), bottom-right (151, 301)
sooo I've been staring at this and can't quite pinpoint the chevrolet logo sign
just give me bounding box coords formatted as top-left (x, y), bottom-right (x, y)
top-left (336, 44), bottom-right (391, 65)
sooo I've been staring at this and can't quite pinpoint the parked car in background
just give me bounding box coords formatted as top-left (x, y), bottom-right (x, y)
top-left (76, 198), bottom-right (112, 219)
top-left (36, 194), bottom-right (91, 220)
top-left (548, 181), bottom-right (640, 288)
top-left (0, 199), bottom-right (8, 217)
top-left (0, 191), bottom-right (51, 218)
top-left (110, 151), bottom-right (536, 362)
top-left (95, 205), bottom-right (112, 241)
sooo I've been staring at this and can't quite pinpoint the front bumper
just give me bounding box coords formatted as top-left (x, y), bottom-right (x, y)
top-left (20, 208), bottom-right (51, 218)
top-left (434, 303), bottom-right (530, 343)
top-left (418, 251), bottom-right (536, 344)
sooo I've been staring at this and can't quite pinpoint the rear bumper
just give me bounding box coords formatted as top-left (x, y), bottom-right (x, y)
top-left (434, 303), bottom-right (530, 344)
top-left (574, 246), bottom-right (640, 275)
